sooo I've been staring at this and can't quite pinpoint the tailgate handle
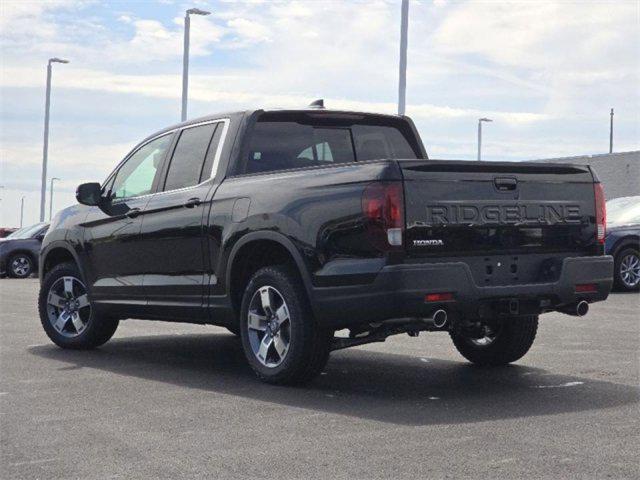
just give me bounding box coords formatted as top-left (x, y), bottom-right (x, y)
top-left (494, 177), bottom-right (517, 191)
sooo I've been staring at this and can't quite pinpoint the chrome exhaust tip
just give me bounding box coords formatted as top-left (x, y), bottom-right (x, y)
top-left (576, 300), bottom-right (589, 317)
top-left (432, 309), bottom-right (448, 328)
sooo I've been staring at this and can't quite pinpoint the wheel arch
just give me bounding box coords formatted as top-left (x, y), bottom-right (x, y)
top-left (611, 235), bottom-right (640, 258)
top-left (40, 243), bottom-right (83, 281)
top-left (8, 249), bottom-right (36, 262)
top-left (226, 231), bottom-right (316, 317)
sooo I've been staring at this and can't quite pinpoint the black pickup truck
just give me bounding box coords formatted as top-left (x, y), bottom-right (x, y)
top-left (38, 107), bottom-right (613, 384)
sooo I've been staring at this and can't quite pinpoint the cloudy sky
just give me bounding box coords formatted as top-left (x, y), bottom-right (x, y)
top-left (1, 0), bottom-right (638, 227)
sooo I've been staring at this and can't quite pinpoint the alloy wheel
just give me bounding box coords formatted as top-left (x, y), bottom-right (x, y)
top-left (247, 286), bottom-right (291, 368)
top-left (620, 253), bottom-right (640, 288)
top-left (11, 256), bottom-right (31, 277)
top-left (46, 276), bottom-right (92, 338)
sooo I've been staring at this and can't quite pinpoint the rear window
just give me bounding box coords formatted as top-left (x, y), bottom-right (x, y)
top-left (244, 114), bottom-right (421, 174)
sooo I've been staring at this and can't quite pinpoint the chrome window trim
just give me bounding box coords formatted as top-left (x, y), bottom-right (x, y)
top-left (104, 118), bottom-right (230, 202)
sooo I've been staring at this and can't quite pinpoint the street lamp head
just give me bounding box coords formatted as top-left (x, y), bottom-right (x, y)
top-left (186, 8), bottom-right (211, 16)
top-left (479, 117), bottom-right (493, 123)
top-left (49, 58), bottom-right (69, 64)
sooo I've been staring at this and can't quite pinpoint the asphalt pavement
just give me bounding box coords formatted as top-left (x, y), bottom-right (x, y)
top-left (1, 278), bottom-right (638, 479)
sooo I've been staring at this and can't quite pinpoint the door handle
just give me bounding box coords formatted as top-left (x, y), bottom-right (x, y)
top-left (494, 177), bottom-right (518, 191)
top-left (184, 197), bottom-right (202, 208)
top-left (125, 207), bottom-right (141, 218)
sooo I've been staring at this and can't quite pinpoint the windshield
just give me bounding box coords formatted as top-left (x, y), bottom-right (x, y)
top-left (607, 197), bottom-right (640, 226)
top-left (5, 223), bottom-right (48, 239)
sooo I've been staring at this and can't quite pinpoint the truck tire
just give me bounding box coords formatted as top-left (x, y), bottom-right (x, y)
top-left (450, 315), bottom-right (538, 366)
top-left (614, 247), bottom-right (640, 291)
top-left (39, 262), bottom-right (119, 350)
top-left (239, 265), bottom-right (332, 385)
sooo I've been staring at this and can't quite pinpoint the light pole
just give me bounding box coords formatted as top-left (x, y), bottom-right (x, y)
top-left (477, 117), bottom-right (492, 161)
top-left (181, 8), bottom-right (211, 122)
top-left (397, 0), bottom-right (409, 116)
top-left (49, 177), bottom-right (60, 221)
top-left (20, 196), bottom-right (25, 227)
top-left (609, 108), bottom-right (614, 154)
top-left (40, 57), bottom-right (69, 222)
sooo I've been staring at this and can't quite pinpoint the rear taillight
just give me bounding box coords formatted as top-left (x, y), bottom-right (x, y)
top-left (594, 182), bottom-right (606, 245)
top-left (362, 182), bottom-right (404, 250)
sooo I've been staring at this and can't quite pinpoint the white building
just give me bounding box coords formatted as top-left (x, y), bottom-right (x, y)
top-left (535, 151), bottom-right (640, 200)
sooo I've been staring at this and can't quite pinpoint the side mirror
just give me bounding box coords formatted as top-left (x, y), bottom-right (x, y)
top-left (76, 182), bottom-right (103, 206)
top-left (35, 233), bottom-right (45, 242)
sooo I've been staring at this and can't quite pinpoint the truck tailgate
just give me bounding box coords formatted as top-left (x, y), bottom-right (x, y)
top-left (399, 160), bottom-right (598, 284)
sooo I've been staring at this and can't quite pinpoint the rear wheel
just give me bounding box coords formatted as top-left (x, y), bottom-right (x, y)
top-left (450, 315), bottom-right (538, 366)
top-left (239, 265), bottom-right (332, 385)
top-left (39, 262), bottom-right (119, 349)
top-left (8, 253), bottom-right (33, 278)
top-left (614, 247), bottom-right (640, 291)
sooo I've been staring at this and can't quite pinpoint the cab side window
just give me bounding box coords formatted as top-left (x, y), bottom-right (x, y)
top-left (110, 134), bottom-right (172, 200)
top-left (163, 123), bottom-right (218, 191)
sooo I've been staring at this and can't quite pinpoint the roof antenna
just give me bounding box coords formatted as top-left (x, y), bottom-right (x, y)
top-left (308, 99), bottom-right (325, 109)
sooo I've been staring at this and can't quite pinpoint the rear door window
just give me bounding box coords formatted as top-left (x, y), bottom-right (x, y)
top-left (163, 123), bottom-right (217, 191)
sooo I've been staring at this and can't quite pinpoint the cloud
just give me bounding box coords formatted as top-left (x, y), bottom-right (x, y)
top-left (0, 64), bottom-right (549, 126)
top-left (1, 0), bottom-right (638, 226)
top-left (1, 140), bottom-right (133, 185)
top-left (0, 0), bottom-right (77, 38)
top-left (432, 1), bottom-right (638, 70)
top-left (226, 17), bottom-right (271, 44)
top-left (96, 14), bottom-right (224, 64)
top-left (0, 3), bottom-right (224, 66)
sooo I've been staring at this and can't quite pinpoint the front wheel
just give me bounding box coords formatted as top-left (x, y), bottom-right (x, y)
top-left (450, 315), bottom-right (538, 366)
top-left (239, 265), bottom-right (332, 385)
top-left (39, 262), bottom-right (119, 349)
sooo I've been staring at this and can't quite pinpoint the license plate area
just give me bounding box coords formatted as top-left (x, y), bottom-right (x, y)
top-left (467, 254), bottom-right (564, 286)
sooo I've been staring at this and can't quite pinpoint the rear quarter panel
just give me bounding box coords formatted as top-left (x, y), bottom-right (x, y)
top-left (209, 161), bottom-right (402, 295)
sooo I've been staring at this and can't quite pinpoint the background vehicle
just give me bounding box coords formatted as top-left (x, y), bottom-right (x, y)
top-left (0, 227), bottom-right (19, 238)
top-left (0, 222), bottom-right (49, 278)
top-left (38, 108), bottom-right (612, 384)
top-left (605, 196), bottom-right (640, 291)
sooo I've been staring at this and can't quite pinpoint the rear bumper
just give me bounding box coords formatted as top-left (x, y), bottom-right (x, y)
top-left (312, 255), bottom-right (613, 328)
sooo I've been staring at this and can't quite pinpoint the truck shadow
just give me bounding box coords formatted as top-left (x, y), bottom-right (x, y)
top-left (29, 333), bottom-right (639, 426)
